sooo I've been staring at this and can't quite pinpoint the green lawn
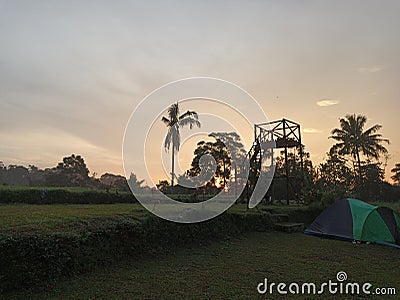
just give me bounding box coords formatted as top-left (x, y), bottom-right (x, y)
top-left (0, 203), bottom-right (262, 233)
top-left (0, 186), bottom-right (106, 192)
top-left (5, 231), bottom-right (399, 299)
top-left (0, 203), bottom-right (148, 234)
top-left (1, 201), bottom-right (398, 234)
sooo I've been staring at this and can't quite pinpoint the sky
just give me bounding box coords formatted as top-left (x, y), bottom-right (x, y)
top-left (0, 0), bottom-right (399, 185)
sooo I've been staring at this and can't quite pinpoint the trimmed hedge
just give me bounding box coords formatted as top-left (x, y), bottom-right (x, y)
top-left (286, 206), bottom-right (324, 225)
top-left (0, 212), bottom-right (274, 292)
top-left (0, 188), bottom-right (137, 204)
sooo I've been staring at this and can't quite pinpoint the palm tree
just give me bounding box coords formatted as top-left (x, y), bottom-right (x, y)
top-left (330, 114), bottom-right (389, 182)
top-left (391, 163), bottom-right (400, 185)
top-left (162, 102), bottom-right (200, 186)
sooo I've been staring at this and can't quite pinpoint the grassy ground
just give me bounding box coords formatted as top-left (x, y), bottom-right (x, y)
top-left (0, 186), bottom-right (85, 191)
top-left (1, 199), bottom-right (399, 298)
top-left (0, 203), bottom-right (258, 234)
top-left (0, 203), bottom-right (148, 234)
top-left (5, 231), bottom-right (399, 299)
top-left (1, 201), bottom-right (398, 234)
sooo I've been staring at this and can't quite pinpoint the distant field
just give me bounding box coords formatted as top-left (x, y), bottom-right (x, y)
top-left (0, 203), bottom-right (255, 234)
top-left (0, 203), bottom-right (148, 234)
top-left (0, 186), bottom-right (112, 192)
top-left (7, 231), bottom-right (399, 299)
top-left (0, 200), bottom-right (399, 234)
top-left (0, 186), bottom-right (398, 235)
top-left (1, 194), bottom-right (399, 298)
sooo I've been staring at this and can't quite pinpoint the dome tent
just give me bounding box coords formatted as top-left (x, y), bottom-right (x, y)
top-left (305, 198), bottom-right (400, 248)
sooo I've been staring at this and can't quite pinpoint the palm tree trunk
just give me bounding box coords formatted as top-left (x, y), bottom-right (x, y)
top-left (356, 149), bottom-right (362, 184)
top-left (223, 160), bottom-right (226, 187)
top-left (171, 145), bottom-right (175, 186)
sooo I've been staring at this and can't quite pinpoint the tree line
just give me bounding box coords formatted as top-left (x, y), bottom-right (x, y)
top-left (2, 110), bottom-right (400, 203)
top-left (309, 114), bottom-right (398, 202)
top-left (158, 109), bottom-right (400, 203)
top-left (0, 154), bottom-right (144, 192)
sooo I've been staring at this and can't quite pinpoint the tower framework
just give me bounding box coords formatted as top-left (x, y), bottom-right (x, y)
top-left (249, 118), bottom-right (304, 205)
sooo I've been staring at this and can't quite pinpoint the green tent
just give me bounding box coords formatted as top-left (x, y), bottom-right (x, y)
top-left (305, 198), bottom-right (400, 248)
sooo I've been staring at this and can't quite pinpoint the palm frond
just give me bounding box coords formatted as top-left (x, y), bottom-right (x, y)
top-left (161, 116), bottom-right (171, 126)
top-left (178, 117), bottom-right (201, 130)
top-left (175, 128), bottom-right (181, 151)
top-left (168, 103), bottom-right (179, 124)
top-left (163, 102), bottom-right (201, 153)
top-left (362, 124), bottom-right (382, 136)
top-left (179, 110), bottom-right (198, 120)
top-left (164, 130), bottom-right (172, 151)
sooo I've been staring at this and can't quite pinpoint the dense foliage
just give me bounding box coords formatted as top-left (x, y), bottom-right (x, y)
top-left (0, 187), bottom-right (137, 204)
top-left (0, 212), bottom-right (280, 292)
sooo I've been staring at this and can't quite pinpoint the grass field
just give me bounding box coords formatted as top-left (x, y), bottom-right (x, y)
top-left (4, 231), bottom-right (399, 299)
top-left (1, 201), bottom-right (398, 234)
top-left (0, 203), bottom-right (266, 233)
top-left (0, 203), bottom-right (256, 234)
top-left (0, 186), bottom-right (89, 191)
top-left (0, 203), bottom-right (148, 234)
top-left (1, 198), bottom-right (399, 298)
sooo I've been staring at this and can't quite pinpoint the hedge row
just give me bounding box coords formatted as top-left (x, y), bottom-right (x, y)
top-left (0, 188), bottom-right (137, 204)
top-left (286, 206), bottom-right (324, 225)
top-left (0, 212), bottom-right (275, 292)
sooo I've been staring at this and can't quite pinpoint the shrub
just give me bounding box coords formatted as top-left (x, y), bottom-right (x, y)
top-left (287, 207), bottom-right (324, 225)
top-left (0, 212), bottom-right (275, 292)
top-left (0, 188), bottom-right (137, 204)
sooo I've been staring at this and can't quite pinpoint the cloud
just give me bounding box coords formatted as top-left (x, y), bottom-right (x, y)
top-left (316, 99), bottom-right (340, 107)
top-left (358, 66), bottom-right (385, 73)
top-left (303, 128), bottom-right (322, 134)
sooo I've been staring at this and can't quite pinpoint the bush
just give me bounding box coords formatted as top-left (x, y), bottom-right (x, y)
top-left (320, 191), bottom-right (339, 208)
top-left (286, 207), bottom-right (323, 225)
top-left (0, 212), bottom-right (275, 292)
top-left (0, 188), bottom-right (137, 204)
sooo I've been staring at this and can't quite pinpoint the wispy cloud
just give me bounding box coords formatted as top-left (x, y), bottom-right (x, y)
top-left (303, 128), bottom-right (322, 134)
top-left (316, 99), bottom-right (340, 107)
top-left (358, 66), bottom-right (385, 73)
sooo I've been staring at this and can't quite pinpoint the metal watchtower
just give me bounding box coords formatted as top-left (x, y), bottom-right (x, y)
top-left (249, 118), bottom-right (304, 205)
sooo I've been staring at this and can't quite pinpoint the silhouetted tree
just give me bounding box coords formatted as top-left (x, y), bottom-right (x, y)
top-left (5, 165), bottom-right (30, 186)
top-left (359, 162), bottom-right (385, 200)
top-left (162, 102), bottom-right (200, 186)
top-left (0, 161), bottom-right (5, 185)
top-left (317, 147), bottom-right (354, 193)
top-left (47, 154), bottom-right (90, 187)
top-left (127, 172), bottom-right (145, 190)
top-left (330, 114), bottom-right (389, 182)
top-left (391, 163), bottom-right (400, 185)
top-left (187, 132), bottom-right (246, 188)
top-left (273, 146), bottom-right (314, 200)
top-left (156, 180), bottom-right (170, 192)
top-left (100, 173), bottom-right (129, 192)
top-left (27, 164), bottom-right (46, 186)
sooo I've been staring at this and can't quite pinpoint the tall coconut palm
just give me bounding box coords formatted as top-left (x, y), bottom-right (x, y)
top-left (330, 114), bottom-right (389, 181)
top-left (162, 102), bottom-right (200, 186)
